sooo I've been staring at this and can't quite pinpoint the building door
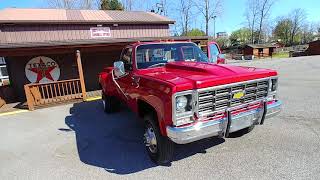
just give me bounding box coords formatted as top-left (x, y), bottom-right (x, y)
top-left (269, 47), bottom-right (274, 56)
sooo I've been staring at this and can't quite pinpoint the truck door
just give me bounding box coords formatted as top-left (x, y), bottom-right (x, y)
top-left (207, 41), bottom-right (226, 64)
top-left (114, 47), bottom-right (134, 103)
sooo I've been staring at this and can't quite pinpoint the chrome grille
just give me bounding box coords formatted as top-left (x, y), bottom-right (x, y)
top-left (198, 79), bottom-right (269, 116)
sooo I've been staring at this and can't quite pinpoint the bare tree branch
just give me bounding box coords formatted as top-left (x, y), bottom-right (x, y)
top-left (245, 0), bottom-right (259, 43)
top-left (177, 0), bottom-right (193, 35)
top-left (46, 0), bottom-right (97, 9)
top-left (289, 8), bottom-right (306, 45)
top-left (257, 0), bottom-right (275, 43)
top-left (193, 0), bottom-right (223, 36)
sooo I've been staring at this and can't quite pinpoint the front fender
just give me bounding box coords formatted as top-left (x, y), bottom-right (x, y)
top-left (136, 77), bottom-right (173, 135)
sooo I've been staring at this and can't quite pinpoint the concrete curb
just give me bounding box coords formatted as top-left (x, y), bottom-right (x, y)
top-left (84, 96), bottom-right (102, 102)
top-left (0, 109), bottom-right (29, 117)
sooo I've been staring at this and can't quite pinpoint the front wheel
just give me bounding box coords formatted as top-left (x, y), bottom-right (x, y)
top-left (143, 114), bottom-right (174, 165)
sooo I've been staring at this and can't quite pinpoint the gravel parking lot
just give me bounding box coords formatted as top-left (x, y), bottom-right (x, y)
top-left (1, 56), bottom-right (320, 180)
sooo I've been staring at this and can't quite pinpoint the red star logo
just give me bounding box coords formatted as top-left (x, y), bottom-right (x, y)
top-left (28, 58), bottom-right (57, 83)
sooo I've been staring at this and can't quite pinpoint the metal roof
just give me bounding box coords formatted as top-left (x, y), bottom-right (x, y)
top-left (0, 8), bottom-right (175, 24)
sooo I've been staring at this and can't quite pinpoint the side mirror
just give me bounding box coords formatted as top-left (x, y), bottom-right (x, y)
top-left (113, 61), bottom-right (125, 78)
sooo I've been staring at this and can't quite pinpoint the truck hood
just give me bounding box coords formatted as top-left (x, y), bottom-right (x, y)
top-left (138, 61), bottom-right (277, 92)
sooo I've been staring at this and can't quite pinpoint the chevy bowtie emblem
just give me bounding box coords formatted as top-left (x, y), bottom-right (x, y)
top-left (233, 91), bottom-right (245, 99)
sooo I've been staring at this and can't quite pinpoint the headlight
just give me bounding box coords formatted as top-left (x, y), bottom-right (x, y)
top-left (173, 91), bottom-right (197, 126)
top-left (267, 77), bottom-right (278, 101)
top-left (176, 95), bottom-right (191, 113)
top-left (270, 77), bottom-right (278, 92)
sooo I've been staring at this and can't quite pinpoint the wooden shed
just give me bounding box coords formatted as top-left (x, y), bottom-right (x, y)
top-left (243, 44), bottom-right (277, 58)
top-left (0, 8), bottom-right (175, 109)
top-left (307, 40), bottom-right (320, 55)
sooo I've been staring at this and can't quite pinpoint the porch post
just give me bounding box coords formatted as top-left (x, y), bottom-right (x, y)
top-left (24, 85), bottom-right (34, 111)
top-left (76, 50), bottom-right (87, 100)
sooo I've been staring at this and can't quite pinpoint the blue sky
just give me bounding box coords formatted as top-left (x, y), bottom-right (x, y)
top-left (0, 0), bottom-right (319, 35)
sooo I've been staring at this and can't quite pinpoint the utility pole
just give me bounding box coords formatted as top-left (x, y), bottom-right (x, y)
top-left (213, 15), bottom-right (217, 38)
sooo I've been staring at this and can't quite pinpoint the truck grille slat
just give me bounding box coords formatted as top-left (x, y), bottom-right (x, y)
top-left (198, 79), bottom-right (269, 116)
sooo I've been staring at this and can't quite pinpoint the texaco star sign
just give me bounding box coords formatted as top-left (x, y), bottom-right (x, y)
top-left (25, 56), bottom-right (60, 83)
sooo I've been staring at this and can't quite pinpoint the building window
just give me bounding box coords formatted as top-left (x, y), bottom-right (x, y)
top-left (0, 57), bottom-right (9, 86)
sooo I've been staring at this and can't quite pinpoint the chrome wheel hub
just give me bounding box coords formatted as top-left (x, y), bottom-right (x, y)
top-left (144, 125), bottom-right (157, 153)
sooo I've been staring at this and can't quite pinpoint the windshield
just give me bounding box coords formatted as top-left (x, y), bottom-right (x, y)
top-left (136, 43), bottom-right (209, 69)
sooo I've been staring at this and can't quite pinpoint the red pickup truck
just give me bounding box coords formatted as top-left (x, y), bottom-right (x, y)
top-left (99, 41), bottom-right (281, 164)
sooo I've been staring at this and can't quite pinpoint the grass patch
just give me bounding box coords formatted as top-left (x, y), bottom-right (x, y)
top-left (272, 51), bottom-right (289, 58)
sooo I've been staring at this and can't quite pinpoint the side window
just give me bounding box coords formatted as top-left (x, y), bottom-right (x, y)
top-left (120, 48), bottom-right (133, 71)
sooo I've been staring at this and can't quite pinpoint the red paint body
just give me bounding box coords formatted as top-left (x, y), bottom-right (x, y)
top-left (99, 41), bottom-right (277, 135)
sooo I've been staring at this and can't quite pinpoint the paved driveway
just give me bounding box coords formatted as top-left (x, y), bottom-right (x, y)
top-left (1, 56), bottom-right (320, 180)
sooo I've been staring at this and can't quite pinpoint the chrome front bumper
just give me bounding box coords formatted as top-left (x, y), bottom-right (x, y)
top-left (167, 100), bottom-right (282, 144)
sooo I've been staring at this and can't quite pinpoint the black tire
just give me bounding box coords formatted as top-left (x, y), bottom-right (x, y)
top-left (144, 114), bottom-right (175, 165)
top-left (102, 93), bottom-right (119, 113)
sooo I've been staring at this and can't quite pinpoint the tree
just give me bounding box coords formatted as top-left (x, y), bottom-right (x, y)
top-left (245, 0), bottom-right (259, 43)
top-left (122, 0), bottom-right (133, 10)
top-left (100, 0), bottom-right (124, 10)
top-left (82, 0), bottom-right (93, 9)
top-left (178, 0), bottom-right (193, 35)
top-left (229, 28), bottom-right (251, 45)
top-left (181, 28), bottom-right (206, 36)
top-left (46, 0), bottom-right (98, 9)
top-left (245, 0), bottom-right (275, 44)
top-left (47, 0), bottom-right (77, 9)
top-left (289, 8), bottom-right (306, 45)
top-left (257, 0), bottom-right (275, 43)
top-left (273, 9), bottom-right (311, 46)
top-left (273, 17), bottom-right (293, 45)
top-left (216, 37), bottom-right (230, 49)
top-left (194, 0), bottom-right (223, 36)
top-left (299, 23), bottom-right (315, 44)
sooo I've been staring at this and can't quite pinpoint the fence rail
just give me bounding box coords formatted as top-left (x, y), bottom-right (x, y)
top-left (24, 79), bottom-right (83, 110)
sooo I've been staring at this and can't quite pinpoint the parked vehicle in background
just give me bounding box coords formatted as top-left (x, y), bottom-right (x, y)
top-left (98, 41), bottom-right (282, 164)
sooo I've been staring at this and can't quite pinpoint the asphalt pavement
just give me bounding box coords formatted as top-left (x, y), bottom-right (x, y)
top-left (1, 56), bottom-right (320, 180)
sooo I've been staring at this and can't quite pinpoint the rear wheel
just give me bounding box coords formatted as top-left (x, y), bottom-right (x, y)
top-left (143, 114), bottom-right (174, 165)
top-left (102, 93), bottom-right (119, 113)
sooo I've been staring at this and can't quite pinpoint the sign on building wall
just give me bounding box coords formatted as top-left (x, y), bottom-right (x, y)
top-left (25, 56), bottom-right (60, 83)
top-left (90, 27), bottom-right (111, 38)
